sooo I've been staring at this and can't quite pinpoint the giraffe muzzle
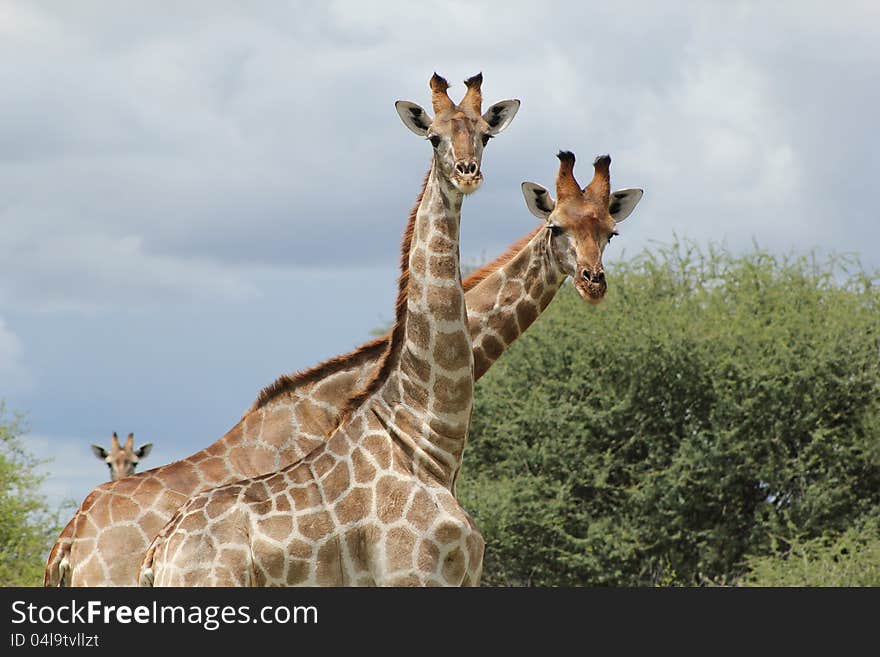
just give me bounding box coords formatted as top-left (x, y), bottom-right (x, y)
top-left (576, 266), bottom-right (607, 304)
top-left (581, 267), bottom-right (605, 285)
top-left (452, 159), bottom-right (483, 194)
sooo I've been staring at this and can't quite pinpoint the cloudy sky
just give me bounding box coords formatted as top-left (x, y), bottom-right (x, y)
top-left (1, 1), bottom-right (878, 509)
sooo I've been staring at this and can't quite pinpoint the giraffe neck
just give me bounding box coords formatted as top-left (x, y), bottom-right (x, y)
top-left (468, 226), bottom-right (567, 378)
top-left (376, 161), bottom-right (472, 488)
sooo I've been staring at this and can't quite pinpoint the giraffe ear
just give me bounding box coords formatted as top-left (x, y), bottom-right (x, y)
top-left (483, 100), bottom-right (520, 136)
top-left (395, 101), bottom-right (432, 136)
top-left (91, 444), bottom-right (109, 460)
top-left (134, 443), bottom-right (153, 460)
top-left (608, 188), bottom-right (643, 224)
top-left (521, 182), bottom-right (556, 220)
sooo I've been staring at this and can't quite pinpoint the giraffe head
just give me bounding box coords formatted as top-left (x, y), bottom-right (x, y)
top-left (91, 432), bottom-right (153, 481)
top-left (395, 72), bottom-right (520, 194)
top-left (522, 151), bottom-right (643, 304)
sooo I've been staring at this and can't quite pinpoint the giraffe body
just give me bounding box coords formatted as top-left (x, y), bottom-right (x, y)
top-left (143, 113), bottom-right (487, 585)
top-left (142, 405), bottom-right (483, 586)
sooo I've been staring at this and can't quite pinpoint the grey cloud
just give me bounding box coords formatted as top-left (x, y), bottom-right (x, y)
top-left (0, 318), bottom-right (32, 395)
top-left (6, 1), bottom-right (878, 513)
top-left (2, 1), bottom-right (878, 313)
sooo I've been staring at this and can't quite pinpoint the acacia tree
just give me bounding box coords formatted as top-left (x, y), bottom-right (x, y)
top-left (458, 243), bottom-right (880, 586)
top-left (0, 404), bottom-right (65, 586)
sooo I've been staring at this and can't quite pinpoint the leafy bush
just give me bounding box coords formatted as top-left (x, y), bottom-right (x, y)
top-left (740, 519), bottom-right (880, 586)
top-left (458, 241), bottom-right (880, 586)
top-left (0, 404), bottom-right (67, 586)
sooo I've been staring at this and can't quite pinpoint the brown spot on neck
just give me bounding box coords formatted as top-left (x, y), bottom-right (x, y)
top-left (461, 225), bottom-right (543, 290)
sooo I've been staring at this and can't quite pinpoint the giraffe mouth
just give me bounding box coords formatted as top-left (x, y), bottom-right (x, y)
top-left (452, 172), bottom-right (483, 195)
top-left (574, 279), bottom-right (607, 304)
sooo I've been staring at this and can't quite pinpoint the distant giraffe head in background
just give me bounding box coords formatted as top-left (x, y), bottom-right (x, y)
top-left (522, 151), bottom-right (643, 304)
top-left (91, 432), bottom-right (152, 481)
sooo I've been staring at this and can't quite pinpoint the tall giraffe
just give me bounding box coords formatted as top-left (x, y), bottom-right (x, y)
top-left (139, 72), bottom-right (517, 587)
top-left (91, 432), bottom-right (153, 482)
top-left (44, 152), bottom-right (642, 586)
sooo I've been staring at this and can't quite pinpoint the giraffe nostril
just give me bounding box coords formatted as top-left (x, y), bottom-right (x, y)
top-left (582, 269), bottom-right (605, 284)
top-left (456, 161), bottom-right (478, 177)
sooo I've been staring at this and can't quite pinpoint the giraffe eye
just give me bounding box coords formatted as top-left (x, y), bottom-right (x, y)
top-left (428, 134), bottom-right (442, 148)
top-left (549, 225), bottom-right (563, 237)
top-left (481, 133), bottom-right (493, 146)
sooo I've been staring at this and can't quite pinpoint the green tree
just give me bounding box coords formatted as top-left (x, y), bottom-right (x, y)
top-left (739, 518), bottom-right (880, 586)
top-left (0, 404), bottom-right (66, 586)
top-left (458, 241), bottom-right (880, 586)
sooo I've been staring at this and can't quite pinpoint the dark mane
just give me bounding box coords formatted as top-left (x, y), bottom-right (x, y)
top-left (246, 191), bottom-right (541, 415)
top-left (335, 167), bottom-right (430, 421)
top-left (245, 336), bottom-right (389, 415)
top-left (247, 169), bottom-right (428, 415)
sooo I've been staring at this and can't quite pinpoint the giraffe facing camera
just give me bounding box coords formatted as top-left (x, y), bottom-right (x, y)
top-left (139, 73), bottom-right (519, 586)
top-left (91, 432), bottom-right (153, 482)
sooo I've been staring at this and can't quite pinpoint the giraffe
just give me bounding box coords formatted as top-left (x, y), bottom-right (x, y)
top-left (91, 432), bottom-right (153, 482)
top-left (138, 72), bottom-right (518, 587)
top-left (469, 150), bottom-right (642, 374)
top-left (44, 151), bottom-right (642, 587)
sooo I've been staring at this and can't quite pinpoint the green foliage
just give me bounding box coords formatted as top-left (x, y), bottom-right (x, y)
top-left (740, 519), bottom-right (880, 586)
top-left (0, 404), bottom-right (66, 586)
top-left (458, 241), bottom-right (880, 586)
